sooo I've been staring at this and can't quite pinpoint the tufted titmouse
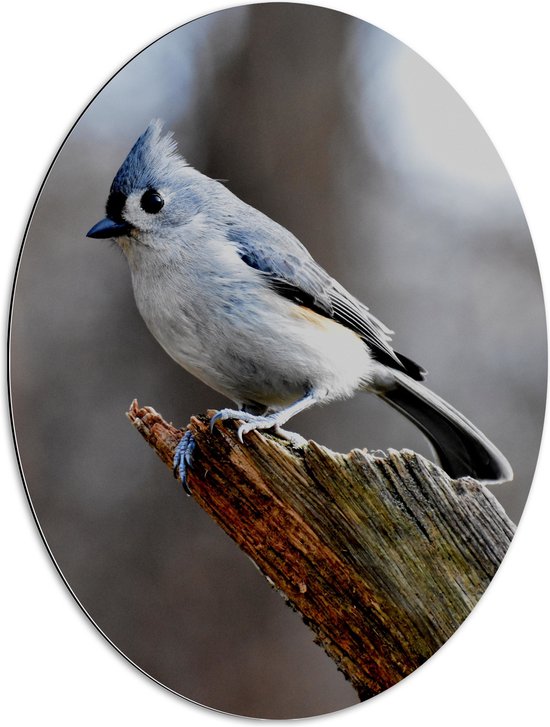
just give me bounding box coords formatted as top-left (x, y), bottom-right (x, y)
top-left (87, 121), bottom-right (512, 489)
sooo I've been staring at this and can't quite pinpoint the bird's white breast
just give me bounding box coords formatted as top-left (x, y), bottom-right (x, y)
top-left (126, 234), bottom-right (373, 407)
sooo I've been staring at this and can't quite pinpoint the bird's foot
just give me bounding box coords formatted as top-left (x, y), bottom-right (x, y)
top-left (209, 408), bottom-right (260, 432)
top-left (210, 408), bottom-right (277, 442)
top-left (173, 429), bottom-right (195, 495)
top-left (210, 409), bottom-right (307, 447)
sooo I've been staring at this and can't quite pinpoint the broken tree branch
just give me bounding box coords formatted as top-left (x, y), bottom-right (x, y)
top-left (127, 399), bottom-right (515, 701)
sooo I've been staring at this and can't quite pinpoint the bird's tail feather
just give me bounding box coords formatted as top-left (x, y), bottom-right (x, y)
top-left (377, 372), bottom-right (513, 483)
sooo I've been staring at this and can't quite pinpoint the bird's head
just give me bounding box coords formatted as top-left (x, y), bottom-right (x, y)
top-left (87, 120), bottom-right (208, 247)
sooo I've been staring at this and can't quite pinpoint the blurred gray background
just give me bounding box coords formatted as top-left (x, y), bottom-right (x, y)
top-left (10, 3), bottom-right (546, 719)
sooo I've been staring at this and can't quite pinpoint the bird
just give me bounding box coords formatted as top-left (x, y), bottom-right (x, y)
top-left (87, 120), bottom-right (512, 491)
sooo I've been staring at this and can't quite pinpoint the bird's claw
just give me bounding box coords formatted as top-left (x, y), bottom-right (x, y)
top-left (209, 410), bottom-right (226, 432)
top-left (237, 420), bottom-right (261, 442)
top-left (209, 408), bottom-right (258, 433)
top-left (173, 429), bottom-right (195, 495)
top-left (209, 409), bottom-right (307, 447)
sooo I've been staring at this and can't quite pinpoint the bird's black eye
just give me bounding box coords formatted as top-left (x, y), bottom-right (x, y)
top-left (140, 189), bottom-right (164, 214)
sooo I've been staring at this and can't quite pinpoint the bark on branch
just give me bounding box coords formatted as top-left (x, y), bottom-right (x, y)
top-left (127, 399), bottom-right (515, 701)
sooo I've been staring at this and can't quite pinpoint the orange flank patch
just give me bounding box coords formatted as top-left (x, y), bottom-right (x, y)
top-left (292, 305), bottom-right (361, 339)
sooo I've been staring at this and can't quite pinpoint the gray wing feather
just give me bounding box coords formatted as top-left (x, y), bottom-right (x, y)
top-left (225, 213), bottom-right (407, 370)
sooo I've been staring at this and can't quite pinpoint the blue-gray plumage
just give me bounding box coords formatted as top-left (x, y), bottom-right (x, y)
top-left (87, 120), bottom-right (512, 490)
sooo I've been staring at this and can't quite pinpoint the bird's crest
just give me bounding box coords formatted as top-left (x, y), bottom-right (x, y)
top-left (111, 120), bottom-right (187, 195)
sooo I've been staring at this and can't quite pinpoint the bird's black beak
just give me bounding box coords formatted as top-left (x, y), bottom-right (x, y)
top-left (86, 217), bottom-right (132, 239)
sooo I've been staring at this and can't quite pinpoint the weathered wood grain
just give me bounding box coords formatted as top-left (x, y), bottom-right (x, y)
top-left (127, 399), bottom-right (515, 700)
